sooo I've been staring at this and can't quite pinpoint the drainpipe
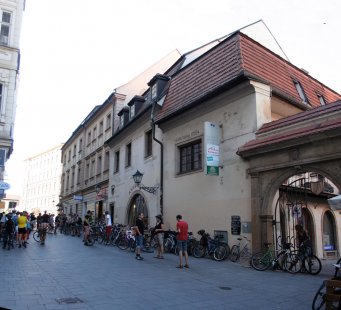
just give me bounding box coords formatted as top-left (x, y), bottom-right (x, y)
top-left (151, 101), bottom-right (163, 216)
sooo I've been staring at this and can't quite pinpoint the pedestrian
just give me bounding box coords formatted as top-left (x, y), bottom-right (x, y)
top-left (295, 224), bottom-right (312, 256)
top-left (17, 212), bottom-right (28, 248)
top-left (2, 213), bottom-right (14, 249)
top-left (39, 211), bottom-right (50, 245)
top-left (0, 211), bottom-right (6, 240)
top-left (134, 212), bottom-right (145, 260)
top-left (176, 214), bottom-right (189, 268)
top-left (105, 211), bottom-right (112, 245)
top-left (154, 214), bottom-right (165, 259)
top-left (83, 214), bottom-right (91, 246)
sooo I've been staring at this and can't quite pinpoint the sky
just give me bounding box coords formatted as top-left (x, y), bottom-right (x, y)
top-left (5, 0), bottom-right (341, 195)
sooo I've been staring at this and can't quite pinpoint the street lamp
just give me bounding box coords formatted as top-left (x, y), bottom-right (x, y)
top-left (132, 170), bottom-right (158, 195)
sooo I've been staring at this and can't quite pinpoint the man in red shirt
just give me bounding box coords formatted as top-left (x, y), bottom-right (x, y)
top-left (176, 214), bottom-right (189, 268)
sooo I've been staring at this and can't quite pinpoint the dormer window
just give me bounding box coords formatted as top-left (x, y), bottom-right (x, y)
top-left (151, 84), bottom-right (157, 100)
top-left (317, 94), bottom-right (326, 106)
top-left (127, 95), bottom-right (145, 118)
top-left (148, 74), bottom-right (170, 101)
top-left (130, 104), bottom-right (135, 119)
top-left (293, 80), bottom-right (309, 105)
top-left (117, 106), bottom-right (129, 128)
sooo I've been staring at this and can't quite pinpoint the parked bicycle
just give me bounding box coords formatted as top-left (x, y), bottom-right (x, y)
top-left (312, 258), bottom-right (341, 310)
top-left (230, 236), bottom-right (251, 264)
top-left (192, 229), bottom-right (227, 261)
top-left (251, 242), bottom-right (303, 273)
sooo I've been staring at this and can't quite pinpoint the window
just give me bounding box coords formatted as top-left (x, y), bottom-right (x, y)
top-left (130, 105), bottom-right (135, 119)
top-left (145, 130), bottom-right (152, 157)
top-left (68, 150), bottom-right (71, 162)
top-left (93, 126), bottom-right (97, 141)
top-left (91, 159), bottom-right (95, 177)
top-left (120, 115), bottom-right (124, 128)
top-left (179, 140), bottom-right (202, 174)
top-left (99, 121), bottom-right (104, 135)
top-left (114, 150), bottom-right (120, 173)
top-left (293, 80), bottom-right (309, 105)
top-left (0, 11), bottom-right (11, 46)
top-left (318, 94), bottom-right (326, 106)
top-left (126, 143), bottom-right (131, 167)
top-left (104, 151), bottom-right (109, 171)
top-left (77, 166), bottom-right (81, 184)
top-left (79, 139), bottom-right (83, 152)
top-left (97, 155), bottom-right (102, 175)
top-left (106, 113), bottom-right (112, 130)
top-left (86, 162), bottom-right (90, 179)
top-left (87, 132), bottom-right (91, 145)
top-left (73, 144), bottom-right (77, 157)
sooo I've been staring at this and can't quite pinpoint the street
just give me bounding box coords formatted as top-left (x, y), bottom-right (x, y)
top-left (0, 233), bottom-right (336, 310)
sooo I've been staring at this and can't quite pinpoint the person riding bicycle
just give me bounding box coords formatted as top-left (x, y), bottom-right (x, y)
top-left (39, 211), bottom-right (50, 245)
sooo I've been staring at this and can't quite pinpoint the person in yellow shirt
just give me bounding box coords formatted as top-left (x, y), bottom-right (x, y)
top-left (17, 212), bottom-right (28, 248)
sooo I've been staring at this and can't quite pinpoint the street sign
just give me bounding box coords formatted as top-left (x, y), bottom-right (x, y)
top-left (0, 181), bottom-right (10, 190)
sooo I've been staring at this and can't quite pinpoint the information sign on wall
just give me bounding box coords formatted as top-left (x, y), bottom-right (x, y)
top-left (231, 215), bottom-right (241, 235)
top-left (204, 122), bottom-right (220, 175)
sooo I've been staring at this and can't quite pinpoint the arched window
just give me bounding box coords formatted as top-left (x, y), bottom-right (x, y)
top-left (323, 211), bottom-right (336, 253)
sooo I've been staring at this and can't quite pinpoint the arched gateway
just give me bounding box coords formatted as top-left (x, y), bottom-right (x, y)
top-left (237, 102), bottom-right (341, 257)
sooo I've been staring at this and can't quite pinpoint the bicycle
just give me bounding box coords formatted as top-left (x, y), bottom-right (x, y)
top-left (312, 259), bottom-right (341, 310)
top-left (251, 242), bottom-right (303, 273)
top-left (192, 229), bottom-right (227, 261)
top-left (117, 227), bottom-right (136, 252)
top-left (230, 236), bottom-right (251, 264)
top-left (298, 247), bottom-right (322, 275)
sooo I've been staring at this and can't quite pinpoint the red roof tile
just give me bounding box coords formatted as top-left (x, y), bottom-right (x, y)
top-left (155, 32), bottom-right (341, 123)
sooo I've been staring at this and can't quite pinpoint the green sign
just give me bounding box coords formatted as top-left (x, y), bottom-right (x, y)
top-left (207, 166), bottom-right (219, 176)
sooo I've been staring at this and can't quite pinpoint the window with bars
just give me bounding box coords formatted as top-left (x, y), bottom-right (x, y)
top-left (179, 140), bottom-right (202, 174)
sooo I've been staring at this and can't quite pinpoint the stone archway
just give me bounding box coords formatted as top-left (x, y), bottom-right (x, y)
top-left (250, 162), bottom-right (341, 252)
top-left (127, 193), bottom-right (149, 227)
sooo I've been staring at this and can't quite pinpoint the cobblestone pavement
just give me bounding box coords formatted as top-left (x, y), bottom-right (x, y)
top-left (0, 233), bottom-right (338, 310)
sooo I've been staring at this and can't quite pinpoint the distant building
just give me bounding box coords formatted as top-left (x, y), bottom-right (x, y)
top-left (21, 144), bottom-right (63, 215)
top-left (0, 0), bottom-right (25, 191)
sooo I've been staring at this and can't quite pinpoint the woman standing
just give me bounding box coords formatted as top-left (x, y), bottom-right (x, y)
top-left (154, 215), bottom-right (165, 259)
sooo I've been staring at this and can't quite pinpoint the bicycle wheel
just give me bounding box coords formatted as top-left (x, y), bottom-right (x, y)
top-left (163, 238), bottom-right (173, 253)
top-left (283, 253), bottom-right (303, 274)
top-left (229, 245), bottom-right (240, 262)
top-left (33, 231), bottom-right (40, 242)
top-left (213, 245), bottom-right (227, 261)
top-left (334, 257), bottom-right (341, 278)
top-left (304, 255), bottom-right (322, 275)
top-left (251, 251), bottom-right (271, 271)
top-left (312, 281), bottom-right (326, 310)
top-left (117, 237), bottom-right (128, 250)
top-left (224, 244), bottom-right (231, 259)
top-left (193, 244), bottom-right (205, 258)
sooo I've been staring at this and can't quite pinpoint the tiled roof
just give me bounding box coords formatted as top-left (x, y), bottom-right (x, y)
top-left (237, 100), bottom-right (341, 157)
top-left (155, 32), bottom-right (341, 123)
